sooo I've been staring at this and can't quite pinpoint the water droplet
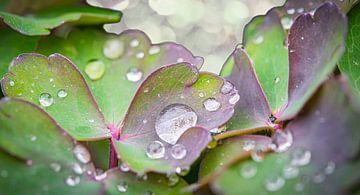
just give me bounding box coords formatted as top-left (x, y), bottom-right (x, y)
top-left (324, 161), bottom-right (336, 175)
top-left (210, 125), bottom-right (227, 134)
top-left (136, 52), bottom-right (145, 59)
top-left (287, 8), bottom-right (295, 14)
top-left (203, 98), bottom-right (221, 111)
top-left (73, 144), bottom-right (91, 164)
top-left (176, 58), bottom-right (184, 63)
top-left (65, 176), bottom-right (80, 186)
top-left (57, 89), bottom-right (67, 98)
top-left (155, 104), bottom-right (197, 145)
top-left (26, 159), bottom-right (33, 166)
top-left (301, 36), bottom-right (304, 40)
top-left (221, 81), bottom-right (234, 94)
top-left (50, 163), bottom-right (61, 172)
top-left (290, 148), bottom-right (311, 166)
top-left (167, 174), bottom-right (179, 186)
top-left (207, 139), bottom-right (218, 149)
top-left (274, 76), bottom-right (281, 84)
top-left (126, 68), bottom-right (143, 82)
top-left (198, 92), bottom-right (205, 97)
top-left (253, 35), bottom-right (264, 44)
top-left (85, 60), bottom-right (106, 81)
top-left (30, 135), bottom-right (37, 142)
top-left (240, 163), bottom-right (257, 179)
top-left (294, 182), bottom-right (304, 191)
top-left (146, 141), bottom-right (165, 159)
top-left (170, 144), bottom-right (187, 159)
top-left (175, 166), bottom-right (190, 176)
top-left (281, 17), bottom-right (293, 30)
top-left (49, 78), bottom-right (54, 82)
top-left (297, 7), bottom-right (304, 13)
top-left (117, 181), bottom-right (128, 192)
top-left (229, 93), bottom-right (240, 105)
top-left (148, 46), bottom-right (160, 55)
top-left (251, 146), bottom-right (266, 162)
top-left (282, 165), bottom-right (299, 179)
top-left (264, 176), bottom-right (285, 192)
top-left (143, 191), bottom-right (155, 195)
top-left (103, 39), bottom-right (124, 59)
top-left (130, 39), bottom-right (139, 47)
top-left (120, 163), bottom-right (130, 172)
top-left (242, 140), bottom-right (256, 151)
top-left (312, 173), bottom-right (325, 183)
top-left (270, 130), bottom-right (293, 153)
top-left (39, 93), bottom-right (54, 107)
top-left (72, 163), bottom-right (83, 174)
top-left (89, 119), bottom-right (95, 123)
top-left (95, 172), bottom-right (107, 181)
top-left (9, 80), bottom-right (15, 86)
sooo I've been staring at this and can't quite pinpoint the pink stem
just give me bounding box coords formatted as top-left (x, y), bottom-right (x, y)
top-left (108, 138), bottom-right (118, 169)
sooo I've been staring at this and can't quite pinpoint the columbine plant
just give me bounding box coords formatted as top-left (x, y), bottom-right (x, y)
top-left (0, 0), bottom-right (360, 194)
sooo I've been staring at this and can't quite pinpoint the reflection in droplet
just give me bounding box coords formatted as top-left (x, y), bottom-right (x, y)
top-left (39, 93), bottom-right (54, 107)
top-left (85, 60), bottom-right (106, 81)
top-left (203, 98), bottom-right (221, 111)
top-left (290, 148), bottom-right (311, 167)
top-left (146, 141), bottom-right (165, 159)
top-left (264, 176), bottom-right (285, 192)
top-left (170, 144), bottom-right (187, 159)
top-left (240, 163), bottom-right (257, 179)
top-left (270, 130), bottom-right (293, 153)
top-left (155, 104), bottom-right (197, 145)
top-left (126, 68), bottom-right (143, 82)
top-left (73, 144), bottom-right (91, 164)
top-left (57, 89), bottom-right (67, 98)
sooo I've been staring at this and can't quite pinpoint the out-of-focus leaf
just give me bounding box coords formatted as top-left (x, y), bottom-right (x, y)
top-left (0, 0), bottom-right (79, 14)
top-left (114, 63), bottom-right (237, 174)
top-left (0, 6), bottom-right (121, 36)
top-left (1, 53), bottom-right (110, 140)
top-left (212, 77), bottom-right (360, 194)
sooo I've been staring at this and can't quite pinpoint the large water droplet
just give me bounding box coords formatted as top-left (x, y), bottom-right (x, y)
top-left (146, 141), bottom-right (165, 159)
top-left (126, 68), bottom-right (143, 82)
top-left (155, 104), bottom-right (197, 145)
top-left (103, 39), bottom-right (124, 59)
top-left (240, 163), bottom-right (257, 179)
top-left (170, 144), bottom-right (187, 159)
top-left (175, 166), bottom-right (190, 176)
top-left (229, 93), bottom-right (240, 105)
top-left (57, 89), bottom-right (67, 98)
top-left (117, 181), bottom-right (128, 192)
top-left (221, 81), bottom-right (234, 94)
top-left (65, 176), bottom-right (80, 186)
top-left (290, 148), bottom-right (311, 166)
top-left (50, 163), bottom-right (61, 172)
top-left (73, 144), bottom-right (91, 164)
top-left (167, 174), bottom-right (179, 186)
top-left (39, 93), bottom-right (54, 107)
top-left (281, 17), bottom-right (293, 30)
top-left (270, 130), bottom-right (293, 153)
top-left (282, 165), bottom-right (299, 179)
top-left (203, 98), bottom-right (221, 112)
top-left (85, 60), bottom-right (106, 81)
top-left (264, 176), bottom-right (285, 192)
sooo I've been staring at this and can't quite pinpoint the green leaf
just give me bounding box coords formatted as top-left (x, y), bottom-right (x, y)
top-left (1, 53), bottom-right (110, 140)
top-left (0, 6), bottom-right (122, 36)
top-left (0, 0), bottom-right (80, 14)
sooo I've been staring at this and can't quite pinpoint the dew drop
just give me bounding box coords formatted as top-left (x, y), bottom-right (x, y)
top-left (117, 181), bottom-right (128, 192)
top-left (229, 93), bottom-right (240, 105)
top-left (198, 92), bottom-right (205, 98)
top-left (95, 172), bottom-right (107, 181)
top-left (209, 125), bottom-right (227, 134)
top-left (143, 191), bottom-right (155, 195)
top-left (253, 35), bottom-right (264, 44)
top-left (103, 39), bottom-right (124, 59)
top-left (270, 130), bottom-right (293, 153)
top-left (126, 68), bottom-right (143, 82)
top-left (57, 89), bottom-right (67, 98)
top-left (281, 17), bottom-right (293, 30)
top-left (167, 174), bottom-right (179, 186)
top-left (73, 144), bottom-right (91, 164)
top-left (9, 80), bottom-right (15, 86)
top-left (155, 104), bottom-right (197, 145)
top-left (324, 161), bottom-right (336, 175)
top-left (72, 163), bottom-right (84, 174)
top-left (240, 163), bottom-right (257, 179)
top-left (39, 93), bottom-right (54, 107)
top-left (136, 52), bottom-right (145, 59)
top-left (146, 141), bottom-right (165, 159)
top-left (120, 163), bottom-right (130, 172)
top-left (176, 58), bottom-right (184, 63)
top-left (251, 146), bottom-right (266, 162)
top-left (170, 144), bottom-right (187, 159)
top-left (30, 135), bottom-right (37, 142)
top-left (65, 176), bottom-right (80, 186)
top-left (130, 39), bottom-right (139, 47)
top-left (85, 60), bottom-right (106, 81)
top-left (50, 163), bottom-right (61, 172)
top-left (175, 166), bottom-right (190, 176)
top-left (264, 176), bottom-right (285, 192)
top-left (312, 173), bottom-right (325, 183)
top-left (26, 160), bottom-right (33, 166)
top-left (282, 165), bottom-right (299, 179)
top-left (297, 7), bottom-right (304, 13)
top-left (221, 81), bottom-right (234, 94)
top-left (148, 46), bottom-right (160, 55)
top-left (290, 148), bottom-right (311, 167)
top-left (274, 76), bottom-right (281, 84)
top-left (287, 8), bottom-right (295, 14)
top-left (203, 98), bottom-right (221, 112)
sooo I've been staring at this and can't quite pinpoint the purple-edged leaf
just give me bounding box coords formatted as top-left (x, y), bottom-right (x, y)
top-left (113, 63), bottom-right (237, 174)
top-left (280, 2), bottom-right (347, 120)
top-left (283, 0), bottom-right (356, 16)
top-left (36, 28), bottom-right (203, 127)
top-left (220, 48), bottom-right (271, 131)
top-left (1, 53), bottom-right (109, 140)
top-left (103, 168), bottom-right (190, 195)
top-left (212, 77), bottom-right (360, 194)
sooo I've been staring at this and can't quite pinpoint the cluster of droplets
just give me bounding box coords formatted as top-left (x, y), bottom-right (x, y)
top-left (146, 140), bottom-right (187, 160)
top-left (38, 88), bottom-right (68, 108)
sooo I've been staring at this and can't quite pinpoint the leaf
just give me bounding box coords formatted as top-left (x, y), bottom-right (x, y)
top-left (212, 77), bottom-right (360, 194)
top-left (1, 53), bottom-right (110, 140)
top-left (339, 3), bottom-right (360, 101)
top-left (280, 2), bottom-right (347, 120)
top-left (0, 0), bottom-right (80, 14)
top-left (113, 63), bottom-right (237, 174)
top-left (283, 0), bottom-right (358, 15)
top-left (220, 48), bottom-right (271, 131)
top-left (103, 168), bottom-right (191, 195)
top-left (36, 28), bottom-right (203, 126)
top-left (0, 6), bottom-right (122, 36)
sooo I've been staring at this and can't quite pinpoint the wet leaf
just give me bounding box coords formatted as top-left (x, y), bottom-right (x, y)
top-left (1, 53), bottom-right (110, 140)
top-left (0, 6), bottom-right (121, 36)
top-left (113, 63), bottom-right (237, 174)
top-left (212, 77), bottom-right (360, 194)
top-left (0, 0), bottom-right (79, 14)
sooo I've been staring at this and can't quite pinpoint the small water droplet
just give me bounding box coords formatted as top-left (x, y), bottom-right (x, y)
top-left (203, 98), bottom-right (221, 112)
top-left (146, 141), bottom-right (165, 159)
top-left (143, 191), bottom-right (155, 195)
top-left (26, 159), bottom-right (33, 166)
top-left (136, 52), bottom-right (145, 59)
top-left (291, 148), bottom-right (311, 166)
top-left (251, 146), bottom-right (266, 162)
top-left (281, 17), bottom-right (293, 30)
top-left (294, 182), bottom-right (304, 191)
top-left (274, 76), bottom-right (280, 84)
top-left (324, 161), bottom-right (336, 175)
top-left (264, 176), bottom-right (285, 192)
top-left (117, 181), bottom-right (128, 192)
top-left (126, 68), bottom-right (143, 82)
top-left (170, 144), bottom-right (187, 159)
top-left (282, 165), bottom-right (299, 179)
top-left (120, 163), bottom-right (130, 172)
top-left (240, 163), bottom-right (257, 179)
top-left (130, 39), bottom-right (139, 47)
top-left (155, 104), bottom-right (197, 145)
top-left (175, 166), bottom-right (190, 176)
top-left (198, 92), bottom-right (205, 98)
top-left (50, 163), bottom-right (61, 172)
top-left (57, 89), bottom-right (67, 98)
top-left (143, 119), bottom-right (148, 124)
top-left (85, 60), bottom-right (106, 81)
top-left (301, 36), bottom-right (304, 40)
top-left (73, 144), bottom-right (91, 164)
top-left (39, 93), bottom-right (54, 107)
top-left (167, 174), bottom-right (179, 186)
top-left (72, 163), bottom-right (83, 174)
top-left (229, 93), bottom-right (240, 105)
top-left (270, 130), bottom-right (293, 153)
top-left (253, 35), bottom-right (264, 44)
top-left (242, 140), bottom-right (256, 151)
top-left (9, 80), bottom-right (15, 86)
top-left (49, 78), bottom-right (54, 82)
top-left (221, 81), bottom-right (234, 94)
top-left (148, 46), bottom-right (160, 55)
top-left (103, 39), bottom-right (124, 59)
top-left (65, 176), bottom-right (80, 186)
top-left (297, 7), bottom-right (304, 13)
top-left (95, 172), bottom-right (107, 181)
top-left (30, 135), bottom-right (37, 142)
top-left (287, 8), bottom-right (295, 14)
top-left (210, 125), bottom-right (227, 134)
top-left (312, 173), bottom-right (325, 183)
top-left (176, 58), bottom-right (184, 63)
top-left (89, 119), bottom-right (95, 123)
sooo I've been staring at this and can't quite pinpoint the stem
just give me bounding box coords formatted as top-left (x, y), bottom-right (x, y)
top-left (108, 138), bottom-right (118, 169)
top-left (213, 126), bottom-right (274, 141)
